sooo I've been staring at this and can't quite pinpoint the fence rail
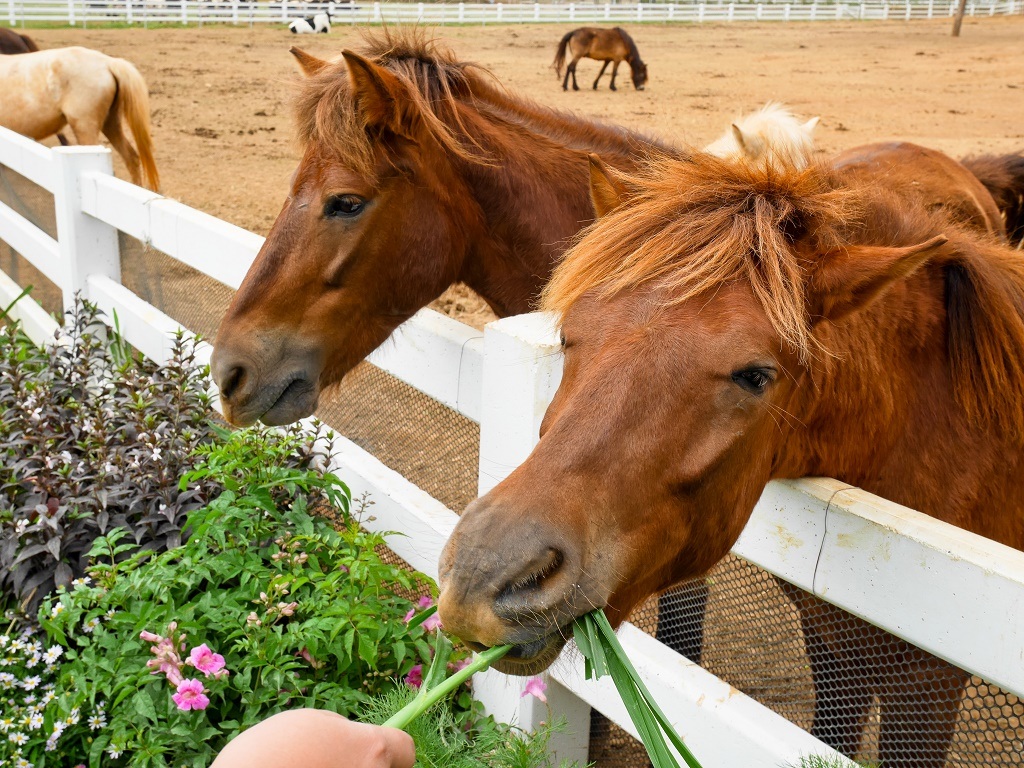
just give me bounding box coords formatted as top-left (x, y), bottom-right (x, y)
top-left (3, 0), bottom-right (1023, 25)
top-left (3, 124), bottom-right (1024, 766)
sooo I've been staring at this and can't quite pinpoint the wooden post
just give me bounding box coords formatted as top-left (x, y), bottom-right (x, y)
top-left (475, 313), bottom-right (590, 767)
top-left (52, 147), bottom-right (120, 312)
top-left (952, 0), bottom-right (967, 32)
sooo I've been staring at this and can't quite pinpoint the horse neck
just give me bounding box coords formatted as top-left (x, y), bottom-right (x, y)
top-left (448, 90), bottom-right (667, 317)
top-left (778, 265), bottom-right (1023, 543)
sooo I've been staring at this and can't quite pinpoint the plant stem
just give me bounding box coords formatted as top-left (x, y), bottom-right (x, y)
top-left (383, 644), bottom-right (512, 730)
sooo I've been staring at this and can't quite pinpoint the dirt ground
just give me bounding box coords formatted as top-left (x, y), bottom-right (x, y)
top-left (22, 15), bottom-right (1024, 325)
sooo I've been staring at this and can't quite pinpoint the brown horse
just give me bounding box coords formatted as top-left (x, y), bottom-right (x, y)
top-left (552, 27), bottom-right (648, 92)
top-left (0, 28), bottom-right (39, 54)
top-left (211, 30), bottom-right (673, 427)
top-left (438, 153), bottom-right (1024, 767)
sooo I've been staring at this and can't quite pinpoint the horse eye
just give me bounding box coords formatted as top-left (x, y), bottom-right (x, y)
top-left (323, 194), bottom-right (365, 219)
top-left (559, 332), bottom-right (566, 347)
top-left (731, 367), bottom-right (774, 395)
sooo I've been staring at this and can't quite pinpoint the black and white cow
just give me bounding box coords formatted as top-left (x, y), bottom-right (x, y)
top-left (288, 3), bottom-right (335, 33)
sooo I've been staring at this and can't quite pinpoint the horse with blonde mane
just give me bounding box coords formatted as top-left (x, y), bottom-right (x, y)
top-left (0, 46), bottom-right (159, 191)
top-left (439, 152), bottom-right (1024, 767)
top-left (706, 102), bottom-right (820, 171)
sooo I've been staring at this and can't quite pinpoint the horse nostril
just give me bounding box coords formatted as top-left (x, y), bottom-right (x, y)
top-left (498, 547), bottom-right (565, 605)
top-left (219, 365), bottom-right (247, 400)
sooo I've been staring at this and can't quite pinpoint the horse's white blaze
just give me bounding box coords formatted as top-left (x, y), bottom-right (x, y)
top-left (705, 102), bottom-right (820, 172)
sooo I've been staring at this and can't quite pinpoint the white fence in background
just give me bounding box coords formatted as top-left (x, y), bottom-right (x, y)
top-left (3, 125), bottom-right (1024, 766)
top-left (3, 0), bottom-right (1023, 25)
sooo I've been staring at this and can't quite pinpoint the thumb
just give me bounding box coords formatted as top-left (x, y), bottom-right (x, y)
top-left (378, 726), bottom-right (416, 768)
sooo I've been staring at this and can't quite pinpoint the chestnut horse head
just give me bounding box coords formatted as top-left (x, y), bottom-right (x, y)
top-left (438, 152), bottom-right (1024, 674)
top-left (212, 30), bottom-right (671, 426)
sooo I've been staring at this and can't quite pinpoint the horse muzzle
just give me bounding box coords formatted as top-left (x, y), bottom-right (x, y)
top-left (211, 339), bottom-right (322, 427)
top-left (437, 496), bottom-right (607, 676)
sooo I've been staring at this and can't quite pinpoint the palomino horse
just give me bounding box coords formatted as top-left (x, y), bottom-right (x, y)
top-left (438, 152), bottom-right (1024, 767)
top-left (0, 47), bottom-right (159, 191)
top-left (706, 102), bottom-right (820, 171)
top-left (552, 27), bottom-right (648, 92)
top-left (212, 30), bottom-right (673, 427)
top-left (0, 28), bottom-right (39, 54)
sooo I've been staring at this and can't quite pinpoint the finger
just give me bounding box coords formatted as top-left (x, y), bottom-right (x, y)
top-left (378, 726), bottom-right (416, 768)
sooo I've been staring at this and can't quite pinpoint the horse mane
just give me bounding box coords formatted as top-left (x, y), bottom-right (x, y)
top-left (543, 155), bottom-right (853, 359)
top-left (614, 27), bottom-right (644, 66)
top-left (542, 153), bottom-right (1024, 437)
top-left (293, 27), bottom-right (666, 180)
top-left (705, 102), bottom-right (816, 170)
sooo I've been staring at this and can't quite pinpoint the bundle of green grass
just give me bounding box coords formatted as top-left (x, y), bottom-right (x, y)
top-left (379, 608), bottom-right (701, 768)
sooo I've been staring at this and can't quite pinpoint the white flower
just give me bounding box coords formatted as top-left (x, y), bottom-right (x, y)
top-left (49, 603), bottom-right (64, 618)
top-left (152, 447), bottom-right (162, 461)
top-left (66, 706), bottom-right (80, 725)
top-left (23, 694), bottom-right (36, 705)
top-left (88, 713), bottom-right (107, 730)
top-left (40, 691), bottom-right (55, 705)
top-left (104, 609), bottom-right (116, 620)
top-left (21, 676), bottom-right (40, 690)
top-left (107, 744), bottom-right (123, 758)
top-left (8, 731), bottom-right (28, 745)
top-left (24, 654), bottom-right (39, 669)
top-left (71, 577), bottom-right (91, 589)
top-left (0, 635), bottom-right (7, 648)
top-left (43, 646), bottom-right (62, 664)
top-left (16, 757), bottom-right (32, 767)
top-left (0, 716), bottom-right (14, 731)
top-left (82, 618), bottom-right (100, 634)
top-left (9, 639), bottom-right (24, 653)
top-left (28, 713), bottom-right (43, 730)
top-left (0, 672), bottom-right (15, 689)
top-left (14, 520), bottom-right (28, 535)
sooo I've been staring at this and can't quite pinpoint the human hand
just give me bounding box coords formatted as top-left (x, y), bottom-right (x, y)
top-left (211, 709), bottom-right (415, 768)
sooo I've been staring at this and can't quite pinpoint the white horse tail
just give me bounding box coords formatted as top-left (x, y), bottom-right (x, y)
top-left (106, 56), bottom-right (160, 191)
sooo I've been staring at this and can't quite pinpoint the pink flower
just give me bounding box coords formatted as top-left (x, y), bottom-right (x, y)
top-left (421, 613), bottom-right (442, 632)
top-left (522, 676), bottom-right (547, 703)
top-left (172, 679), bottom-right (210, 711)
top-left (187, 644), bottom-right (227, 678)
top-left (139, 630), bottom-right (162, 643)
top-left (416, 595), bottom-right (434, 610)
top-left (403, 608), bottom-right (416, 623)
top-left (404, 664), bottom-right (423, 689)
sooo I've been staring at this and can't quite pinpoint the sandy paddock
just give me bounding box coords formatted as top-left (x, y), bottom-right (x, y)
top-left (23, 16), bottom-right (1024, 323)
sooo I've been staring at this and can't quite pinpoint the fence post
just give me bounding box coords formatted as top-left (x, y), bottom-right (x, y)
top-left (373, 1), bottom-right (381, 21)
top-left (569, 1), bottom-right (575, 20)
top-left (182, 0), bottom-right (188, 25)
top-left (668, 3), bottom-right (674, 19)
top-left (927, 0), bottom-right (933, 15)
top-left (67, 0), bottom-right (75, 25)
top-left (604, 1), bottom-right (610, 18)
top-left (784, 2), bottom-right (790, 18)
top-left (496, 1), bottom-right (501, 19)
top-left (534, 2), bottom-right (540, 20)
top-left (728, 1), bottom-right (734, 19)
top-left (125, 0), bottom-right (132, 23)
top-left (756, 2), bottom-right (762, 18)
top-left (637, 1), bottom-right (642, 20)
top-left (52, 148), bottom-right (120, 313)
top-left (475, 313), bottom-right (590, 766)
top-left (698, 2), bottom-right (704, 20)
top-left (460, 1), bottom-right (465, 21)
top-left (232, 0), bottom-right (238, 23)
top-left (905, 1), bottom-right (911, 18)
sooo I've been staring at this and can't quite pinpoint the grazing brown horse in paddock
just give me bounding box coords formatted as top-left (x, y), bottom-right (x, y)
top-left (552, 27), bottom-right (648, 92)
top-left (438, 153), bottom-right (1024, 767)
top-left (0, 28), bottom-right (39, 54)
top-left (0, 47), bottom-right (159, 190)
top-left (212, 30), bottom-right (673, 428)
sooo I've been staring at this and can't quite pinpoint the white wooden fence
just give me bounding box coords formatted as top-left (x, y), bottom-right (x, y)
top-left (4, 0), bottom-right (1023, 25)
top-left (3, 126), bottom-right (1024, 767)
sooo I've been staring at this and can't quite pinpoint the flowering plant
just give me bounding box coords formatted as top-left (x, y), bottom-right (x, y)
top-left (4, 428), bottom-right (440, 766)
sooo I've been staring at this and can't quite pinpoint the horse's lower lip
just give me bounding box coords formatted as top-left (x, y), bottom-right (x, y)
top-left (260, 377), bottom-right (318, 425)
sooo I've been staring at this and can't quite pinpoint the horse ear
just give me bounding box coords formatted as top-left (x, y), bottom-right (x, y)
top-left (809, 235), bottom-right (948, 323)
top-left (341, 50), bottom-right (414, 135)
top-left (731, 124), bottom-right (748, 151)
top-left (290, 47), bottom-right (329, 77)
top-left (803, 116), bottom-right (820, 134)
top-left (588, 154), bottom-right (629, 218)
